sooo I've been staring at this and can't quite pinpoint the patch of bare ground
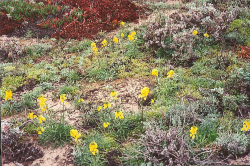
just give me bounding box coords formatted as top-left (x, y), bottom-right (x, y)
top-left (2, 144), bottom-right (74, 166)
top-left (228, 154), bottom-right (250, 165)
top-left (82, 77), bottom-right (154, 113)
top-left (30, 144), bottom-right (74, 166)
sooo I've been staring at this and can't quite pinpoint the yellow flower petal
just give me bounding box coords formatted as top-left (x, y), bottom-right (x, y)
top-left (113, 37), bottom-right (118, 43)
top-left (152, 69), bottom-right (158, 76)
top-left (192, 30), bottom-right (197, 35)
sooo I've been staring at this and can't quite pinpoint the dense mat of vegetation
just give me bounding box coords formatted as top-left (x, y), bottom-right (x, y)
top-left (1, 0), bottom-right (250, 165)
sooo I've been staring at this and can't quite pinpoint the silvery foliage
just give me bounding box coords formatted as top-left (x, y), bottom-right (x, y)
top-left (0, 37), bottom-right (23, 59)
top-left (215, 132), bottom-right (248, 155)
top-left (168, 101), bottom-right (200, 127)
top-left (141, 122), bottom-right (190, 166)
top-left (144, 2), bottom-right (241, 55)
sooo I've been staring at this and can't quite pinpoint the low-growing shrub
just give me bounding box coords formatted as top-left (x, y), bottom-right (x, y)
top-left (215, 132), bottom-right (248, 156)
top-left (140, 122), bottom-right (190, 165)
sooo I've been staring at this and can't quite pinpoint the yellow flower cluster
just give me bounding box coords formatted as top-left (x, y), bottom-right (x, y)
top-left (91, 42), bottom-right (96, 48)
top-left (192, 30), bottom-right (209, 37)
top-left (78, 98), bottom-right (84, 103)
top-left (167, 70), bottom-right (175, 78)
top-left (91, 42), bottom-right (99, 55)
top-left (70, 129), bottom-right (81, 141)
top-left (60, 94), bottom-right (67, 105)
top-left (37, 127), bottom-right (45, 135)
top-left (38, 115), bottom-right (46, 123)
top-left (110, 91), bottom-right (118, 100)
top-left (204, 33), bottom-right (209, 37)
top-left (38, 96), bottom-right (48, 112)
top-left (89, 141), bottom-right (99, 155)
top-left (139, 87), bottom-right (149, 100)
top-left (128, 31), bottom-right (136, 42)
top-left (28, 113), bottom-right (37, 119)
top-left (190, 126), bottom-right (198, 139)
top-left (28, 113), bottom-right (46, 124)
top-left (121, 33), bottom-right (124, 38)
top-left (104, 102), bottom-right (111, 109)
top-left (152, 69), bottom-right (158, 77)
top-left (115, 110), bottom-right (124, 119)
top-left (5, 90), bottom-right (13, 101)
top-left (102, 39), bottom-right (107, 48)
top-left (113, 36), bottom-right (118, 43)
top-left (241, 119), bottom-right (250, 131)
top-left (103, 122), bottom-right (109, 128)
top-left (120, 21), bottom-right (124, 26)
top-left (192, 30), bottom-right (198, 35)
top-left (97, 106), bottom-right (102, 111)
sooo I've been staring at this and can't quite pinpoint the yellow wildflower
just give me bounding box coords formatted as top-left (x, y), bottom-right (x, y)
top-left (28, 113), bottom-right (37, 119)
top-left (114, 96), bottom-right (117, 100)
top-left (89, 141), bottom-right (99, 155)
top-left (128, 34), bottom-right (134, 41)
top-left (152, 69), bottom-right (158, 77)
top-left (204, 33), bottom-right (209, 37)
top-left (104, 102), bottom-right (111, 109)
top-left (167, 70), bottom-right (175, 78)
top-left (102, 39), bottom-right (107, 48)
top-left (70, 129), bottom-right (81, 141)
top-left (103, 122), bottom-right (109, 128)
top-left (110, 91), bottom-right (118, 99)
top-left (38, 96), bottom-right (48, 112)
top-left (121, 33), bottom-right (124, 38)
top-left (115, 110), bottom-right (124, 119)
top-left (91, 42), bottom-right (96, 48)
top-left (139, 87), bottom-right (149, 100)
top-left (37, 127), bottom-right (45, 135)
top-left (70, 129), bottom-right (78, 138)
top-left (120, 21), bottom-right (124, 26)
top-left (192, 30), bottom-right (198, 35)
top-left (131, 31), bottom-right (136, 36)
top-left (5, 90), bottom-right (13, 101)
top-left (92, 46), bottom-right (98, 55)
top-left (38, 115), bottom-right (46, 124)
top-left (97, 106), bottom-right (102, 111)
top-left (241, 119), bottom-right (250, 131)
top-left (28, 113), bottom-right (33, 119)
top-left (151, 99), bottom-right (154, 103)
top-left (113, 37), bottom-right (118, 43)
top-left (60, 94), bottom-right (67, 104)
top-left (241, 125), bottom-right (248, 131)
top-left (78, 98), bottom-right (84, 103)
top-left (190, 126), bottom-right (198, 139)
top-left (75, 133), bottom-right (81, 141)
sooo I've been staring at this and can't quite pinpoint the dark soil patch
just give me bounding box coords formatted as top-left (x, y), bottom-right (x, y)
top-left (15, 78), bottom-right (38, 93)
top-left (2, 131), bottom-right (44, 165)
top-left (105, 149), bottom-right (122, 166)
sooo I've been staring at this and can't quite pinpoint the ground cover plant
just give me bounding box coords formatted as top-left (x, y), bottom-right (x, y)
top-left (1, 0), bottom-right (250, 165)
